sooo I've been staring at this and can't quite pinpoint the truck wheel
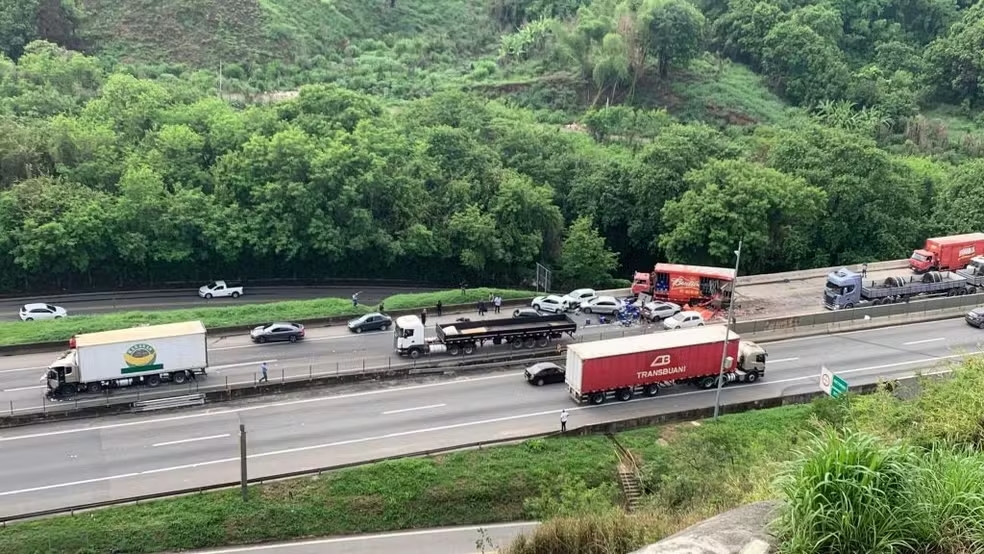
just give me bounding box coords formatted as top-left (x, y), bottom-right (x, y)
top-left (172, 371), bottom-right (188, 384)
top-left (232, 291), bottom-right (240, 298)
top-left (644, 384), bottom-right (660, 397)
top-left (146, 375), bottom-right (161, 388)
top-left (616, 388), bottom-right (632, 402)
top-left (535, 336), bottom-right (549, 347)
top-left (524, 338), bottom-right (536, 348)
top-left (512, 338), bottom-right (524, 349)
top-left (844, 303), bottom-right (854, 309)
top-left (590, 392), bottom-right (605, 405)
top-left (699, 376), bottom-right (716, 389)
top-left (409, 349), bottom-right (421, 359)
top-left (448, 344), bottom-right (461, 356)
top-left (745, 371), bottom-right (759, 383)
top-left (463, 343), bottom-right (476, 355)
top-left (87, 381), bottom-right (102, 394)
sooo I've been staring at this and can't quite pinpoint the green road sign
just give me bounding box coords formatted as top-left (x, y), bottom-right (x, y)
top-left (819, 366), bottom-right (849, 399)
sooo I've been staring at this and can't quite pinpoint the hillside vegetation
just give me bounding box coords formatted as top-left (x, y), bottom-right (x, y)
top-left (1, 0), bottom-right (984, 294)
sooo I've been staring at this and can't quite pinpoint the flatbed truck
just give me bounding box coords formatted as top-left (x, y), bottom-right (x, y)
top-left (823, 267), bottom-right (980, 310)
top-left (394, 314), bottom-right (577, 359)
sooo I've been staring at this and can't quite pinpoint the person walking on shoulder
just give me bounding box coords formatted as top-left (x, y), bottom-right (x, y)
top-left (560, 409), bottom-right (568, 433)
top-left (494, 295), bottom-right (502, 314)
top-left (259, 362), bottom-right (268, 383)
top-left (436, 300), bottom-right (443, 317)
top-left (421, 308), bottom-right (427, 326)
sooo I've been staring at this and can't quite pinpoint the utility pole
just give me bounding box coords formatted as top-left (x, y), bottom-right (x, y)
top-left (239, 424), bottom-right (248, 501)
top-left (713, 239), bottom-right (742, 421)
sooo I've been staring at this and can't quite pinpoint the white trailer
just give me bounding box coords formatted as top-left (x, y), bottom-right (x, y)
top-left (45, 321), bottom-right (209, 397)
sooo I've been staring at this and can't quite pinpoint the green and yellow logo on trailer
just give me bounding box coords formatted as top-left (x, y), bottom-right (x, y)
top-left (121, 343), bottom-right (164, 374)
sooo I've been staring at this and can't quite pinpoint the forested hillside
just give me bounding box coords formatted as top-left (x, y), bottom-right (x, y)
top-left (1, 0), bottom-right (983, 293)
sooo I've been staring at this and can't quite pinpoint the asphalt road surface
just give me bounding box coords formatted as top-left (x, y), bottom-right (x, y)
top-left (0, 318), bottom-right (982, 517)
top-left (0, 286), bottom-right (442, 322)
top-left (182, 522), bottom-right (539, 554)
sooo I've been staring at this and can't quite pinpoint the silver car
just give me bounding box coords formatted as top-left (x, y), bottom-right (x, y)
top-left (643, 301), bottom-right (682, 322)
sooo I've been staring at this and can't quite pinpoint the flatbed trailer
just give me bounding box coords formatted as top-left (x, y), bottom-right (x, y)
top-left (395, 314), bottom-right (577, 358)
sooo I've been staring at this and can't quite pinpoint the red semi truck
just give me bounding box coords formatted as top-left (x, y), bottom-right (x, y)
top-left (909, 233), bottom-right (984, 273)
top-left (565, 325), bottom-right (767, 405)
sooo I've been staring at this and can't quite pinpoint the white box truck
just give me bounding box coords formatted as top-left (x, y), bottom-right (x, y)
top-left (45, 321), bottom-right (209, 397)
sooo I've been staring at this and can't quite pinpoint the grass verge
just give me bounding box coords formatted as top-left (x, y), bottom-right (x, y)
top-left (0, 287), bottom-right (534, 347)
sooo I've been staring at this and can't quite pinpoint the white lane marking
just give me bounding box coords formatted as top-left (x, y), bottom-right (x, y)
top-left (768, 357), bottom-right (799, 364)
top-left (0, 366), bottom-right (49, 375)
top-left (188, 522), bottom-right (540, 553)
top-left (210, 335), bottom-right (359, 351)
top-left (0, 372), bottom-right (522, 443)
top-left (382, 404), bottom-right (446, 415)
top-left (152, 434), bottom-right (230, 448)
top-left (1, 385), bottom-right (44, 392)
top-left (0, 352), bottom-right (971, 498)
top-left (903, 338), bottom-right (945, 346)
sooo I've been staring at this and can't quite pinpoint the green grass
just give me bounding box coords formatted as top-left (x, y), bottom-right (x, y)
top-left (0, 287), bottom-right (535, 347)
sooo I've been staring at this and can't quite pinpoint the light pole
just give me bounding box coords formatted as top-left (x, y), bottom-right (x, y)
top-left (713, 239), bottom-right (742, 421)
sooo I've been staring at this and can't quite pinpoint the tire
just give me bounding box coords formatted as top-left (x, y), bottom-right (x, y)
top-left (463, 343), bottom-right (476, 355)
top-left (512, 338), bottom-right (524, 349)
top-left (87, 381), bottom-right (102, 394)
top-left (536, 378), bottom-right (545, 386)
top-left (55, 315), bottom-right (64, 319)
top-left (745, 371), bottom-right (759, 383)
top-left (172, 371), bottom-right (187, 384)
top-left (644, 384), bottom-right (659, 397)
top-left (699, 376), bottom-right (716, 389)
top-left (383, 324), bottom-right (391, 331)
top-left (146, 374), bottom-right (161, 388)
top-left (535, 336), bottom-right (549, 347)
top-left (697, 323), bottom-right (704, 326)
top-left (25, 317), bottom-right (33, 321)
top-left (231, 291), bottom-right (240, 298)
top-left (205, 293), bottom-right (213, 299)
top-left (590, 392), bottom-right (605, 405)
top-left (583, 307), bottom-right (592, 314)
top-left (356, 327), bottom-right (363, 333)
top-left (513, 310), bottom-right (521, 317)
top-left (532, 304), bottom-right (540, 311)
top-left (845, 303), bottom-right (854, 309)
top-left (448, 344), bottom-right (461, 356)
top-left (409, 349), bottom-right (421, 359)
top-left (289, 335), bottom-right (297, 343)
top-left (616, 388), bottom-right (632, 402)
top-left (257, 336), bottom-right (266, 344)
top-left (524, 338), bottom-right (536, 348)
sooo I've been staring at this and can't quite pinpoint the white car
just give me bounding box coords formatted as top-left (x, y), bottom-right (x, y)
top-left (19, 303), bottom-right (68, 321)
top-left (563, 288), bottom-right (598, 309)
top-left (532, 294), bottom-right (572, 313)
top-left (643, 301), bottom-right (682, 322)
top-left (198, 280), bottom-right (243, 299)
top-left (662, 311), bottom-right (705, 330)
top-left (580, 295), bottom-right (622, 315)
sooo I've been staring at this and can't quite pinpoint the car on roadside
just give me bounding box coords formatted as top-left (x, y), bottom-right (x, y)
top-left (198, 280), bottom-right (243, 299)
top-left (524, 361), bottom-right (566, 386)
top-left (512, 307), bottom-right (542, 318)
top-left (250, 322), bottom-right (305, 343)
top-left (19, 303), bottom-right (68, 321)
top-left (642, 301), bottom-right (682, 322)
top-left (348, 312), bottom-right (393, 333)
top-left (966, 307), bottom-right (984, 328)
top-left (580, 295), bottom-right (622, 315)
top-left (662, 311), bottom-right (705, 330)
top-left (531, 294), bottom-right (572, 313)
top-left (563, 288), bottom-right (597, 309)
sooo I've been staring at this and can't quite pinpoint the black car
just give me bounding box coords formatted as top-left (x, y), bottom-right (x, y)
top-left (524, 362), bottom-right (566, 386)
top-left (513, 307), bottom-right (542, 318)
top-left (250, 322), bottom-right (305, 343)
top-left (348, 312), bottom-right (393, 333)
top-left (966, 307), bottom-right (984, 328)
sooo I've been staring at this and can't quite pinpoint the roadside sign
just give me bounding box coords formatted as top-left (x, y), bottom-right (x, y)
top-left (819, 366), bottom-right (849, 399)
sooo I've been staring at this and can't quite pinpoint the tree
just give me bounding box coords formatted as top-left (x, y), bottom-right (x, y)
top-left (0, 0), bottom-right (39, 59)
top-left (639, 0), bottom-right (706, 77)
top-left (761, 21), bottom-right (851, 105)
top-left (659, 159), bottom-right (826, 273)
top-left (924, 3), bottom-right (984, 106)
top-left (932, 160), bottom-right (984, 235)
top-left (558, 216), bottom-right (619, 288)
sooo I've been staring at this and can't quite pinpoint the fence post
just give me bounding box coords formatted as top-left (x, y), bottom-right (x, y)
top-left (8, 400), bottom-right (12, 416)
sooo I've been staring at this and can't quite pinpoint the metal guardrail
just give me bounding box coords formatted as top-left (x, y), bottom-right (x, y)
top-left (132, 394), bottom-right (204, 412)
top-left (735, 259), bottom-right (908, 286)
top-left (0, 431), bottom-right (555, 525)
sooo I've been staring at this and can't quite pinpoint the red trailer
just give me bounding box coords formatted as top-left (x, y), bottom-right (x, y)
top-left (565, 326), bottom-right (767, 405)
top-left (910, 233), bottom-right (984, 273)
top-left (631, 263), bottom-right (735, 307)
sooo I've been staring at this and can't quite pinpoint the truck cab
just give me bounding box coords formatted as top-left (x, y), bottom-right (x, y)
top-left (631, 272), bottom-right (651, 295)
top-left (394, 315), bottom-right (427, 355)
top-left (45, 350), bottom-right (79, 395)
top-left (961, 256), bottom-right (984, 276)
top-left (823, 268), bottom-right (863, 310)
top-left (737, 341), bottom-right (767, 376)
top-left (909, 249), bottom-right (935, 273)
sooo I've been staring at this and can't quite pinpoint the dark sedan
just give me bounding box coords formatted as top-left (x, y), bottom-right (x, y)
top-left (348, 312), bottom-right (393, 333)
top-left (250, 322), bottom-right (305, 343)
top-left (512, 307), bottom-right (542, 318)
top-left (524, 362), bottom-right (566, 386)
top-left (966, 307), bottom-right (984, 328)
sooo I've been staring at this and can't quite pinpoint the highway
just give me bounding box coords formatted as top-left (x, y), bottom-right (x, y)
top-left (0, 318), bottom-right (981, 518)
top-left (0, 285), bottom-right (440, 322)
top-left (184, 522), bottom-right (539, 554)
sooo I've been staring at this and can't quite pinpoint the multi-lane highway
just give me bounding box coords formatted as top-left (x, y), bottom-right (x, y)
top-left (0, 318), bottom-right (981, 517)
top-left (0, 285), bottom-right (441, 321)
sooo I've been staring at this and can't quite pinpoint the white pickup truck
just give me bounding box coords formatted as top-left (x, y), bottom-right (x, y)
top-left (198, 280), bottom-right (243, 299)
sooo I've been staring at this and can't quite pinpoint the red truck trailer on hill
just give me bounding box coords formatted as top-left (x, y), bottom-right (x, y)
top-left (565, 326), bottom-right (767, 405)
top-left (910, 233), bottom-right (984, 273)
top-left (631, 263), bottom-right (735, 307)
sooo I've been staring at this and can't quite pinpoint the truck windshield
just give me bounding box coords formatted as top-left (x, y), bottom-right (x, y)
top-left (911, 253), bottom-right (929, 262)
top-left (824, 281), bottom-right (844, 294)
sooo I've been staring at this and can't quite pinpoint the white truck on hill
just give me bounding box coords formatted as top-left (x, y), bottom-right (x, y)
top-left (45, 321), bottom-right (209, 398)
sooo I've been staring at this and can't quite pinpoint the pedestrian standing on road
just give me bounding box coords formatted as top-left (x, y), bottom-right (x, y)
top-left (560, 409), bottom-right (568, 433)
top-left (861, 263), bottom-right (868, 278)
top-left (352, 291), bottom-right (361, 307)
top-left (436, 300), bottom-right (443, 316)
top-left (494, 295), bottom-right (502, 314)
top-left (421, 308), bottom-right (427, 325)
top-left (379, 302), bottom-right (385, 313)
top-left (259, 362), bottom-right (268, 383)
